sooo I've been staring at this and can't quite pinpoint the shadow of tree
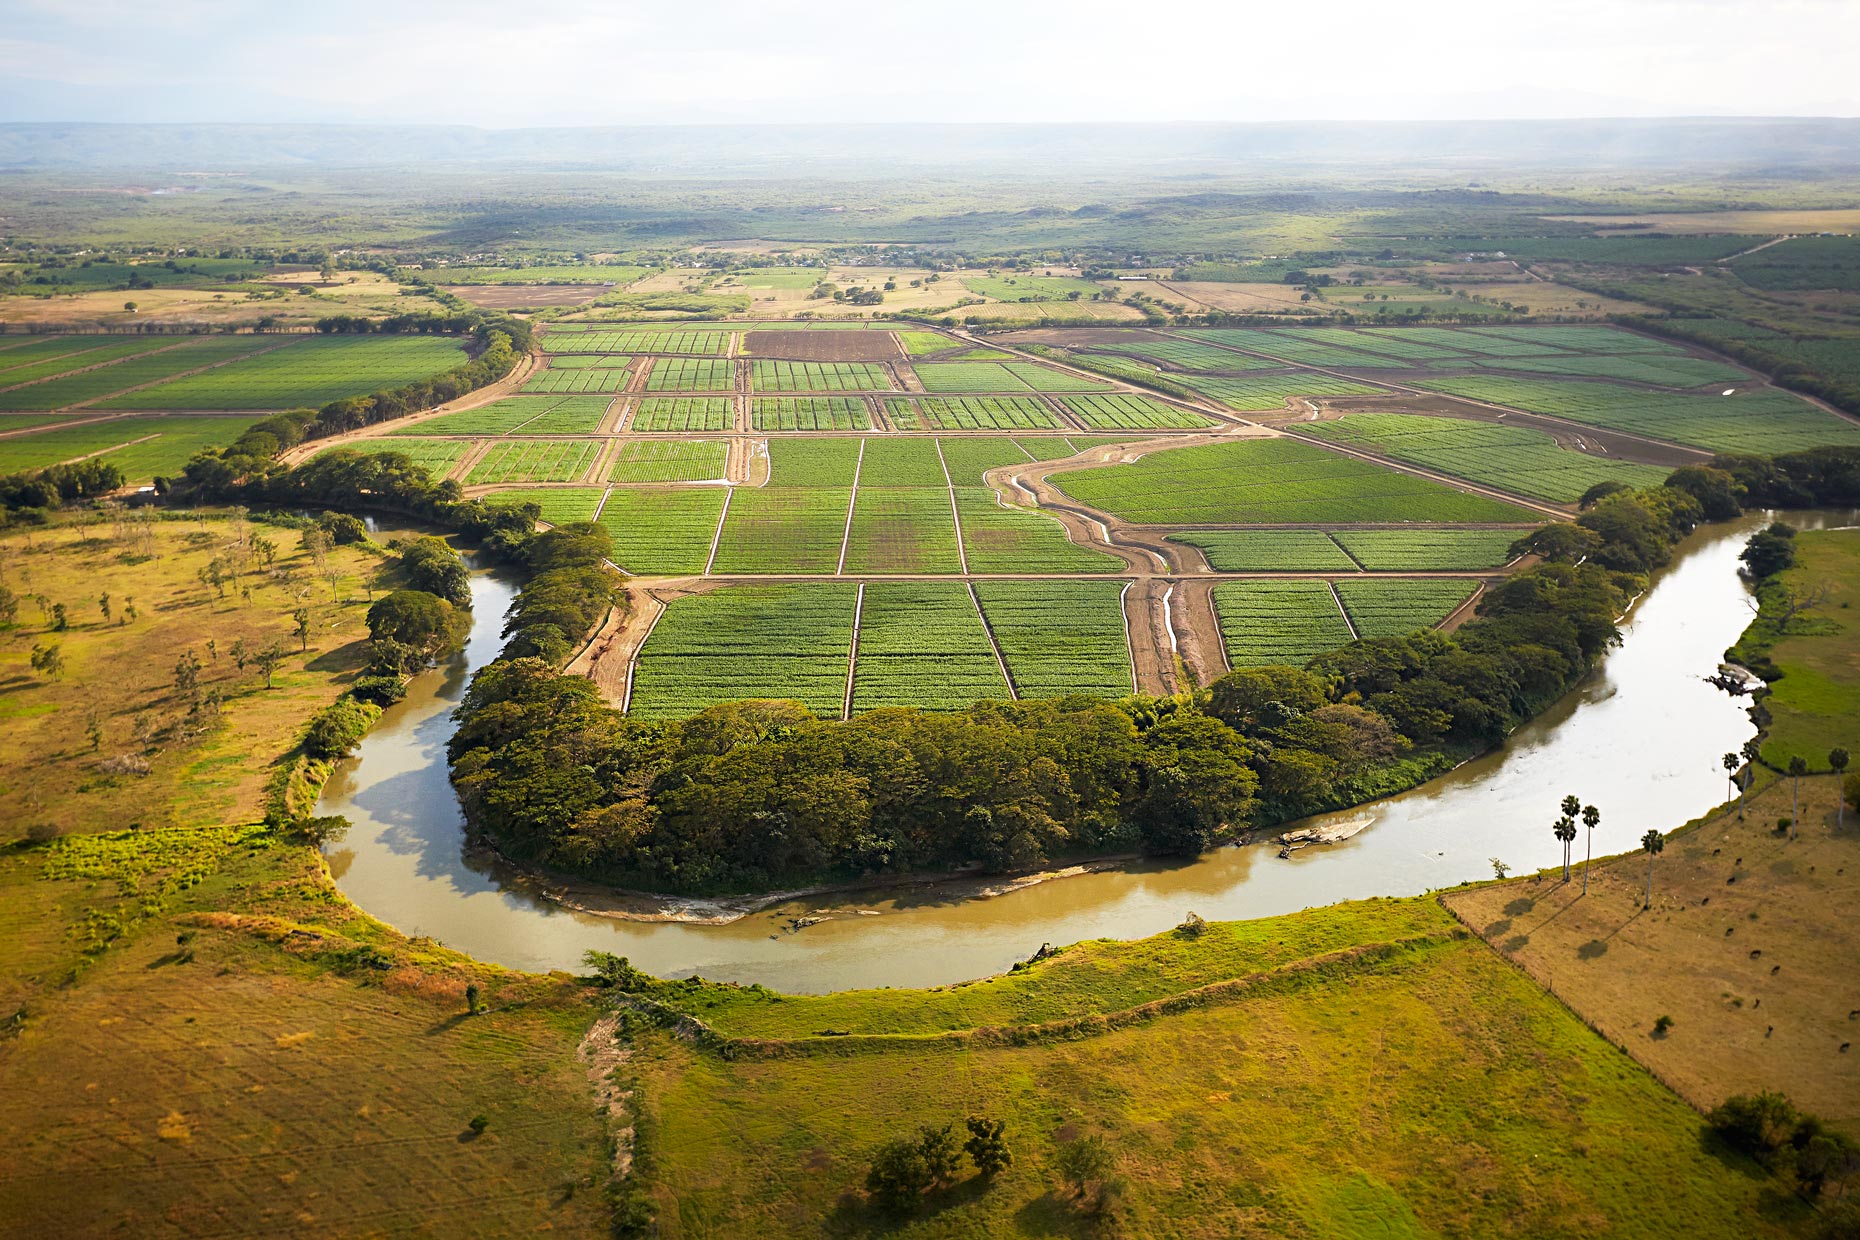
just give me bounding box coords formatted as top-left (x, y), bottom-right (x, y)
top-left (1577, 939), bottom-right (1609, 960)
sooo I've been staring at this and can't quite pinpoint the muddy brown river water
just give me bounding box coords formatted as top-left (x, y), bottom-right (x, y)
top-left (323, 510), bottom-right (1854, 993)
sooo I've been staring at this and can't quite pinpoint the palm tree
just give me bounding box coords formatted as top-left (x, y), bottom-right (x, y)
top-left (1641, 829), bottom-right (1665, 908)
top-left (1723, 752), bottom-right (1741, 807)
top-left (1832, 748), bottom-right (1850, 831)
top-left (1554, 816), bottom-right (1577, 881)
top-left (1788, 755), bottom-right (1808, 837)
top-left (1581, 804), bottom-right (1600, 894)
top-left (1741, 737), bottom-right (1762, 813)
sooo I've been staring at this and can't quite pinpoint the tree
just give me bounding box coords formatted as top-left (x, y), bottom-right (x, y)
top-left (293, 606), bottom-right (311, 652)
top-left (1788, 755), bottom-right (1809, 837)
top-left (30, 642), bottom-right (64, 678)
top-left (1641, 829), bottom-right (1665, 908)
top-left (1553, 815), bottom-right (1577, 881)
top-left (51, 602), bottom-right (67, 631)
top-left (1723, 751), bottom-right (1741, 806)
top-left (1581, 804), bottom-right (1600, 894)
top-left (464, 982), bottom-right (480, 1015)
top-left (918, 1123), bottom-right (962, 1188)
top-left (98, 592), bottom-right (110, 622)
top-left (254, 642), bottom-right (286, 689)
top-left (174, 649), bottom-right (201, 697)
top-left (124, 300), bottom-right (138, 313)
top-left (964, 1115), bottom-right (1012, 1178)
top-left (1741, 737), bottom-right (1762, 815)
top-left (1832, 748), bottom-right (1851, 830)
top-left (1055, 1133), bottom-right (1115, 1205)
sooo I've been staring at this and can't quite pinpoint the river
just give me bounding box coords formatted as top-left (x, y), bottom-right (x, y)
top-left (321, 510), bottom-right (1851, 994)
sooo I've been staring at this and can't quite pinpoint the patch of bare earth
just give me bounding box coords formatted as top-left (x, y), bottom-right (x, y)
top-left (741, 330), bottom-right (899, 362)
top-left (443, 284), bottom-right (609, 309)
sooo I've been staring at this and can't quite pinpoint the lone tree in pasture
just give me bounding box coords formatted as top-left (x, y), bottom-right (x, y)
top-left (964, 1116), bottom-right (1012, 1178)
top-left (1056, 1133), bottom-right (1116, 1209)
top-left (254, 643), bottom-right (286, 689)
top-left (1788, 756), bottom-right (1809, 836)
top-left (1723, 752), bottom-right (1741, 806)
top-left (1832, 749), bottom-right (1851, 830)
top-left (293, 606), bottom-right (311, 652)
top-left (1553, 815), bottom-right (1577, 881)
top-left (1641, 829), bottom-right (1665, 908)
top-left (30, 642), bottom-right (64, 679)
top-left (1741, 737), bottom-right (1762, 815)
top-left (1581, 804), bottom-right (1600, 894)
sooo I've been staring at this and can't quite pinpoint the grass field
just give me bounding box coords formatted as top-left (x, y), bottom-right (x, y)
top-left (1054, 437), bottom-right (1535, 524)
top-left (596, 488), bottom-right (728, 574)
top-left (850, 583), bottom-right (1012, 711)
top-left (886, 396), bottom-right (1062, 431)
top-left (973, 581), bottom-right (1133, 697)
top-left (750, 361), bottom-right (889, 392)
top-left (0, 415), bottom-right (260, 483)
top-left (629, 583), bottom-right (857, 718)
top-left (93, 336), bottom-right (467, 410)
top-left (645, 358), bottom-right (737, 392)
top-left (1214, 580), bottom-right (1356, 666)
top-left (1301, 412), bottom-right (1669, 503)
top-left (1061, 392), bottom-right (1215, 429)
top-left (1411, 376), bottom-right (1860, 454)
top-left (394, 394), bottom-right (610, 436)
top-left (630, 396), bottom-right (733, 432)
top-left (1744, 528), bottom-right (1860, 771)
top-left (463, 439), bottom-right (600, 484)
top-left (963, 273), bottom-right (1105, 301)
top-left (608, 440), bottom-right (727, 484)
top-left (753, 397), bottom-right (871, 430)
top-left (0, 336), bottom-right (281, 410)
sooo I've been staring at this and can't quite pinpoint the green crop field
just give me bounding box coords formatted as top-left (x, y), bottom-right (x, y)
top-left (1300, 412), bottom-right (1668, 502)
top-left (898, 330), bottom-right (961, 356)
top-left (596, 488), bottom-right (728, 575)
top-left (752, 397), bottom-right (870, 431)
top-left (849, 583), bottom-right (1012, 712)
top-left (326, 437), bottom-right (468, 473)
top-left (629, 397), bottom-right (733, 432)
top-left (766, 437), bottom-right (862, 487)
top-left (0, 415), bottom-right (258, 483)
top-left (1481, 354), bottom-right (1746, 387)
top-left (1465, 325), bottom-right (1684, 354)
top-left (541, 330), bottom-right (729, 355)
top-left (431, 263), bottom-right (647, 285)
top-left (1335, 578), bottom-right (1478, 637)
top-left (854, 437), bottom-right (948, 487)
top-left (884, 395), bottom-right (1060, 430)
top-left (481, 486), bottom-right (605, 524)
top-left (1061, 392), bottom-right (1215, 429)
top-left (528, 354), bottom-right (632, 369)
top-left (1088, 338), bottom-right (1278, 372)
top-left (521, 366), bottom-right (630, 394)
top-left (973, 581), bottom-right (1133, 698)
top-left (1177, 372), bottom-right (1384, 409)
top-left (1332, 528), bottom-right (1521, 571)
top-left (394, 394), bottom-right (610, 436)
top-left (608, 440), bottom-right (727, 484)
top-left (1182, 328), bottom-right (1415, 369)
top-left (711, 488), bottom-right (852, 573)
top-left (629, 583), bottom-right (856, 719)
top-left (935, 436), bottom-right (1043, 480)
top-left (1412, 375), bottom-right (1860, 453)
top-left (92, 336), bottom-right (466, 410)
top-left (842, 489), bottom-right (962, 573)
top-left (644, 358), bottom-right (737, 392)
top-left (1287, 327), bottom-right (1469, 362)
top-left (463, 439), bottom-right (600, 485)
top-left (1055, 437), bottom-right (1534, 524)
top-left (1213, 580), bottom-right (1355, 666)
top-left (963, 273), bottom-right (1105, 301)
top-left (0, 337), bottom-right (280, 411)
top-left (1169, 530), bottom-right (1362, 572)
top-left (1002, 362), bottom-right (1111, 391)
top-left (749, 361), bottom-right (889, 392)
top-left (913, 362), bottom-right (1033, 393)
top-left (956, 488), bottom-right (1122, 574)
top-left (0, 338), bottom-right (173, 389)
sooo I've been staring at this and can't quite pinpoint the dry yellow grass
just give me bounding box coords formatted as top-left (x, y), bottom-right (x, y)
top-left (0, 272), bottom-right (429, 328)
top-left (1538, 209), bottom-right (1860, 235)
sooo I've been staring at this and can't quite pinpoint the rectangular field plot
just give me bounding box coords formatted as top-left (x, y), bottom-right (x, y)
top-left (1464, 325), bottom-right (1683, 354)
top-left (974, 581), bottom-right (1134, 698)
top-left (1002, 362), bottom-right (1112, 392)
top-left (522, 366), bottom-right (631, 394)
top-left (0, 415), bottom-right (258, 483)
top-left (842, 489), bottom-right (962, 573)
top-left (331, 438), bottom-right (469, 474)
top-left (710, 488), bottom-right (853, 573)
top-left (884, 396), bottom-right (1060, 431)
top-left (766, 438), bottom-right (863, 487)
top-left (542, 354), bottom-right (635, 369)
top-left (1169, 530), bottom-right (1361, 573)
top-left (1410, 376), bottom-right (1860, 453)
top-left (630, 397), bottom-right (732, 432)
top-left (1061, 393), bottom-right (1215, 430)
top-left (936, 436), bottom-right (1042, 481)
top-left (1478, 354), bottom-right (1746, 388)
top-left (394, 394), bottom-right (610, 437)
top-left (914, 363), bottom-right (1035, 393)
top-left (1213, 581), bottom-right (1355, 667)
top-left (855, 438), bottom-right (948, 488)
top-left (1332, 529), bottom-right (1520, 571)
top-left (956, 489), bottom-right (1121, 574)
top-left (596, 488), bottom-right (728, 575)
top-left (0, 336), bottom-right (280, 410)
top-left (481, 487), bottom-right (605, 525)
top-left (1182, 329), bottom-right (1414, 369)
top-left (0, 338), bottom-right (172, 388)
top-left (644, 358), bottom-right (737, 392)
top-left (752, 397), bottom-right (871, 431)
top-left (541, 330), bottom-right (729, 355)
top-left (850, 583), bottom-right (1010, 712)
top-left (1086, 339), bottom-right (1277, 372)
top-left (1054, 437), bottom-right (1534, 524)
top-left (464, 440), bottom-right (601, 485)
top-left (1285, 328), bottom-right (1470, 362)
top-left (608, 440), bottom-right (727, 484)
top-left (1177, 373), bottom-right (1383, 410)
top-left (628, 584), bottom-right (856, 719)
top-left (1300, 412), bottom-right (1667, 503)
top-left (749, 361), bottom-right (890, 392)
top-left (899, 330), bottom-right (962, 357)
top-left (94, 336), bottom-right (466, 410)
top-left (1335, 579), bottom-right (1478, 637)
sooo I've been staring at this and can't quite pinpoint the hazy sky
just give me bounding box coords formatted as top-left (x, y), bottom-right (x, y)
top-left (2, 0), bottom-right (1856, 126)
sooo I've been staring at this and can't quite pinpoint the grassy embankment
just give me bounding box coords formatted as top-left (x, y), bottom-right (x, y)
top-left (0, 514), bottom-right (611, 1237)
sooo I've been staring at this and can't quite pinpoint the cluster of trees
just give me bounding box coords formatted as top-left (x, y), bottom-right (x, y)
top-left (1707, 1092), bottom-right (1858, 1202)
top-left (865, 1117), bottom-right (1012, 1212)
top-left (1625, 317), bottom-right (1860, 418)
top-left (1, 459), bottom-right (124, 516)
top-left (1710, 446), bottom-right (1860, 509)
top-left (446, 484), bottom-right (1706, 895)
top-left (311, 311), bottom-right (490, 334)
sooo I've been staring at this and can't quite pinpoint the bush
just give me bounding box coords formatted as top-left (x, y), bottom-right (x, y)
top-left (303, 697), bottom-right (374, 761)
top-left (317, 510), bottom-right (368, 545)
top-left (24, 822), bottom-right (64, 845)
top-left (351, 675), bottom-right (407, 707)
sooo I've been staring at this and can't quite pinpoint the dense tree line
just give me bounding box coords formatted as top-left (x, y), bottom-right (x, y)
top-left (443, 482), bottom-right (1718, 896)
top-left (1620, 316), bottom-right (1860, 419)
top-left (1, 459), bottom-right (124, 514)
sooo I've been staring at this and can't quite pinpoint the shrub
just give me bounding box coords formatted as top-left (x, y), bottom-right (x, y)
top-left (303, 697), bottom-right (374, 761)
top-left (351, 675), bottom-right (407, 707)
top-left (317, 510), bottom-right (368, 545)
top-left (24, 822), bottom-right (64, 845)
top-left (1653, 1014), bottom-right (1675, 1037)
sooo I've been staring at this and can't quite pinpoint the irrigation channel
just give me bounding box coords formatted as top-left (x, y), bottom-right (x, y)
top-left (322, 510), bottom-right (1855, 994)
